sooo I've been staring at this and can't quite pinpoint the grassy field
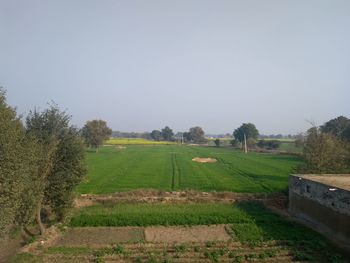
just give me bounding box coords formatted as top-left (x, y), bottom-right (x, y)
top-left (68, 202), bottom-right (346, 262)
top-left (77, 145), bottom-right (301, 194)
top-left (105, 138), bottom-right (177, 145)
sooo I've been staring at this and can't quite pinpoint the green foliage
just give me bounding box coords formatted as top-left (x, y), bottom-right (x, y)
top-left (44, 127), bottom-right (86, 220)
top-left (321, 115), bottom-right (350, 142)
top-left (204, 250), bottom-right (220, 262)
top-left (174, 244), bottom-right (187, 253)
top-left (68, 202), bottom-right (346, 262)
top-left (233, 123), bottom-right (259, 142)
top-left (70, 203), bottom-right (251, 227)
top-left (257, 140), bottom-right (281, 150)
top-left (150, 130), bottom-right (162, 141)
top-left (230, 139), bottom-right (240, 147)
top-left (187, 126), bottom-right (206, 143)
top-left (229, 202), bottom-right (346, 262)
top-left (26, 104), bottom-right (87, 229)
top-left (297, 127), bottom-right (348, 173)
top-left (214, 138), bottom-right (220, 147)
top-left (81, 120), bottom-right (112, 150)
top-left (161, 126), bottom-right (174, 141)
top-left (0, 89), bottom-right (41, 236)
top-left (77, 145), bottom-right (301, 194)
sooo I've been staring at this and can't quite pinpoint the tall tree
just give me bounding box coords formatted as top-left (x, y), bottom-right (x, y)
top-left (297, 127), bottom-right (348, 173)
top-left (233, 123), bottom-right (259, 143)
top-left (320, 116), bottom-right (350, 141)
top-left (188, 126), bottom-right (206, 143)
top-left (161, 126), bottom-right (174, 141)
top-left (26, 106), bottom-right (67, 234)
top-left (26, 105), bottom-right (86, 234)
top-left (150, 130), bottom-right (162, 141)
top-left (81, 120), bottom-right (112, 151)
top-left (0, 89), bottom-right (40, 237)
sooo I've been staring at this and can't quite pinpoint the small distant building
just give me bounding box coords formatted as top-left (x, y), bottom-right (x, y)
top-left (289, 174), bottom-right (350, 252)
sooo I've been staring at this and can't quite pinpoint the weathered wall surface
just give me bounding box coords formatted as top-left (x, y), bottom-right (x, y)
top-left (289, 175), bottom-right (350, 251)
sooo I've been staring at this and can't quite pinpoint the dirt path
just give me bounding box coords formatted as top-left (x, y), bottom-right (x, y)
top-left (74, 190), bottom-right (284, 207)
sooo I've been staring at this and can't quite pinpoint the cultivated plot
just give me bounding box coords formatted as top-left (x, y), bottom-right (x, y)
top-left (77, 145), bottom-right (301, 194)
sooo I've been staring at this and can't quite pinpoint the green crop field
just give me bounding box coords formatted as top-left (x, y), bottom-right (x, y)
top-left (69, 202), bottom-right (345, 262)
top-left (77, 145), bottom-right (301, 194)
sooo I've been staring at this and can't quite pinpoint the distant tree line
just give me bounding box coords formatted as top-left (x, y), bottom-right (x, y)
top-left (112, 131), bottom-right (152, 139)
top-left (149, 126), bottom-right (207, 144)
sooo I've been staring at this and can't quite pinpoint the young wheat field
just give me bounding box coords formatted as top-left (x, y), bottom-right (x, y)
top-left (77, 145), bottom-right (301, 194)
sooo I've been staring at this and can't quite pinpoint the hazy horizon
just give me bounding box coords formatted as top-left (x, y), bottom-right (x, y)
top-left (1, 0), bottom-right (349, 134)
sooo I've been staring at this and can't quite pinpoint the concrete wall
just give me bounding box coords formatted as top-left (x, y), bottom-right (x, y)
top-left (289, 175), bottom-right (350, 251)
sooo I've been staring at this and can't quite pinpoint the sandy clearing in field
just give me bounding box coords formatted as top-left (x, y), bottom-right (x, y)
top-left (145, 225), bottom-right (231, 243)
top-left (192, 157), bottom-right (217, 163)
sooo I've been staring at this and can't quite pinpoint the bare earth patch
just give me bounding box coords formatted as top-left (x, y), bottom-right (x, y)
top-left (192, 157), bottom-right (217, 163)
top-left (53, 227), bottom-right (144, 247)
top-left (74, 190), bottom-right (285, 207)
top-left (42, 225), bottom-right (231, 247)
top-left (145, 225), bottom-right (231, 243)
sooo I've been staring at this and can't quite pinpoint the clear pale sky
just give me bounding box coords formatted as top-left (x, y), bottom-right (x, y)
top-left (1, 0), bottom-right (349, 134)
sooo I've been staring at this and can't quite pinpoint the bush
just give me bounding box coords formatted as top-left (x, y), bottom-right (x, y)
top-left (257, 140), bottom-right (281, 150)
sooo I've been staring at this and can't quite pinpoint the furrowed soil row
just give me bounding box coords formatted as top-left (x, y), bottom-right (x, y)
top-left (41, 242), bottom-right (295, 263)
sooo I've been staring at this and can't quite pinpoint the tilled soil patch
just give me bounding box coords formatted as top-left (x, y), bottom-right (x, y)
top-left (52, 225), bottom-right (232, 246)
top-left (144, 225), bottom-right (232, 243)
top-left (54, 227), bottom-right (144, 247)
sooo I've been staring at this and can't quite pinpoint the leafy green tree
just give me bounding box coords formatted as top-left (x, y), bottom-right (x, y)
top-left (233, 123), bottom-right (259, 143)
top-left (0, 89), bottom-right (40, 237)
top-left (44, 127), bottom-right (86, 220)
top-left (0, 89), bottom-right (27, 236)
top-left (81, 120), bottom-right (112, 151)
top-left (183, 132), bottom-right (191, 142)
top-left (150, 130), bottom-right (162, 141)
top-left (26, 105), bottom-right (86, 233)
top-left (214, 139), bottom-right (220, 147)
top-left (188, 126), bottom-right (206, 143)
top-left (321, 116), bottom-right (350, 141)
top-left (297, 127), bottom-right (348, 174)
top-left (161, 126), bottom-right (174, 141)
top-left (13, 136), bottom-right (42, 236)
top-left (26, 106), bottom-right (67, 234)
